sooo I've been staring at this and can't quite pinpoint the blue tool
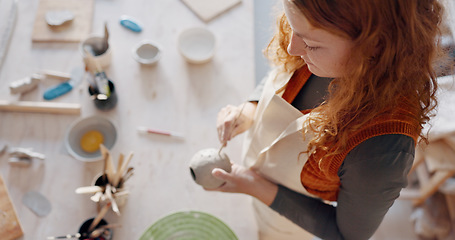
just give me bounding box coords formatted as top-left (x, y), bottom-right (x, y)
top-left (43, 67), bottom-right (84, 100)
top-left (119, 15), bottom-right (143, 32)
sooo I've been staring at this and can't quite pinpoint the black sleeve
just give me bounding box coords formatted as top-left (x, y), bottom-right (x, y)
top-left (247, 76), bottom-right (266, 102)
top-left (269, 134), bottom-right (415, 240)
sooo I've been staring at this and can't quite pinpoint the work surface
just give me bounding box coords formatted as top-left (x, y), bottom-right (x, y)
top-left (0, 0), bottom-right (257, 239)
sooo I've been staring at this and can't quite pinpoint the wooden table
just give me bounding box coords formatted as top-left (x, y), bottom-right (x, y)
top-left (0, 0), bottom-right (257, 239)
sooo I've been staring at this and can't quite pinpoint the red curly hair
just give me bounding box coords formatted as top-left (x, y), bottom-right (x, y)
top-left (265, 0), bottom-right (445, 155)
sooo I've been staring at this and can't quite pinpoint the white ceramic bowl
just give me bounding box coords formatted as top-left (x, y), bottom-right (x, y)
top-left (65, 115), bottom-right (117, 162)
top-left (132, 40), bottom-right (162, 65)
top-left (178, 27), bottom-right (216, 64)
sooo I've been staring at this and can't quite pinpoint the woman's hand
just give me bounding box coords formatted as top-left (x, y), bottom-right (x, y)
top-left (217, 102), bottom-right (257, 146)
top-left (206, 163), bottom-right (278, 206)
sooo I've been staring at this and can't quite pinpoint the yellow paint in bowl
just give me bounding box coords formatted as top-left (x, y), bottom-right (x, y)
top-left (80, 130), bottom-right (104, 153)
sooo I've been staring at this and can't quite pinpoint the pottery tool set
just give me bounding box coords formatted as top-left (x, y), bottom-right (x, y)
top-left (75, 144), bottom-right (134, 216)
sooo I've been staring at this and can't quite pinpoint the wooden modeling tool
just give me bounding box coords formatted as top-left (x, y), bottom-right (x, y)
top-left (75, 186), bottom-right (104, 194)
top-left (112, 153), bottom-right (124, 187)
top-left (88, 202), bottom-right (111, 232)
top-left (105, 184), bottom-right (120, 215)
top-left (100, 144), bottom-right (109, 184)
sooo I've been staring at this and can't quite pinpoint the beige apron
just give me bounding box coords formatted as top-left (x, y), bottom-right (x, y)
top-left (243, 68), bottom-right (317, 240)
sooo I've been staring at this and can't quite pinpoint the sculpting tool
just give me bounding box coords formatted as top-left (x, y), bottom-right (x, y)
top-left (137, 126), bottom-right (184, 138)
top-left (218, 102), bottom-right (246, 154)
top-left (43, 67), bottom-right (84, 100)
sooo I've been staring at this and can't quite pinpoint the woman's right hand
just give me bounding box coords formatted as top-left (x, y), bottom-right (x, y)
top-left (216, 102), bottom-right (257, 146)
top-left (206, 163), bottom-right (279, 206)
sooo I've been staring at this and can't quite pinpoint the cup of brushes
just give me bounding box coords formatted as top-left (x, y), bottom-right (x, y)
top-left (75, 144), bottom-right (134, 215)
top-left (84, 45), bottom-right (117, 111)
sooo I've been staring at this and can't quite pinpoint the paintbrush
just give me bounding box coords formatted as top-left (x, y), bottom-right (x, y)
top-left (83, 47), bottom-right (110, 97)
top-left (47, 233), bottom-right (81, 239)
top-left (88, 202), bottom-right (111, 232)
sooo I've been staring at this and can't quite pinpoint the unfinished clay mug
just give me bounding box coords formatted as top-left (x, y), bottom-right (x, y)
top-left (189, 148), bottom-right (231, 189)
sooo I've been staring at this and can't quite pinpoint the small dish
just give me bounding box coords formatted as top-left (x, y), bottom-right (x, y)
top-left (65, 115), bottom-right (117, 162)
top-left (132, 40), bottom-right (162, 65)
top-left (177, 27), bottom-right (216, 64)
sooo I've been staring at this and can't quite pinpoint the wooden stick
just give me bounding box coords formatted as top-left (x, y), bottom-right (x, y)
top-left (99, 144), bottom-right (109, 184)
top-left (88, 202), bottom-right (111, 232)
top-left (0, 100), bottom-right (80, 115)
top-left (106, 153), bottom-right (116, 185)
top-left (118, 152), bottom-right (134, 182)
top-left (40, 70), bottom-right (71, 80)
top-left (112, 153), bottom-right (124, 187)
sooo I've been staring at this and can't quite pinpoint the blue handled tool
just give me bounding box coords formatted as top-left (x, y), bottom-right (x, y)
top-left (119, 15), bottom-right (143, 32)
top-left (43, 67), bottom-right (84, 100)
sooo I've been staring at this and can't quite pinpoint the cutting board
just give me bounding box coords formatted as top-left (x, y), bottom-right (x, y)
top-left (0, 174), bottom-right (23, 240)
top-left (181, 0), bottom-right (242, 22)
top-left (32, 0), bottom-right (94, 42)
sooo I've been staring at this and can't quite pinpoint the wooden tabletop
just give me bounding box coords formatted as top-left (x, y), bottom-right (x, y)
top-left (0, 0), bottom-right (257, 239)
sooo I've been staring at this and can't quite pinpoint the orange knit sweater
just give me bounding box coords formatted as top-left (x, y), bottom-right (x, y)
top-left (281, 66), bottom-right (421, 201)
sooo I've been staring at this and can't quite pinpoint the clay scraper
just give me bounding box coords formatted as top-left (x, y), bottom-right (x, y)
top-left (43, 67), bottom-right (84, 100)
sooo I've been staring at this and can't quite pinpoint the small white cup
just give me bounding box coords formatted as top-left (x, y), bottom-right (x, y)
top-left (178, 27), bottom-right (216, 64)
top-left (80, 35), bottom-right (112, 72)
top-left (132, 40), bottom-right (162, 65)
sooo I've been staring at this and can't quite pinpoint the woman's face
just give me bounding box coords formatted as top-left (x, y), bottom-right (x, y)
top-left (283, 0), bottom-right (354, 78)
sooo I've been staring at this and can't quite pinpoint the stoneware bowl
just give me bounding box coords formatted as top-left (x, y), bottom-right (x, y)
top-left (177, 27), bottom-right (216, 64)
top-left (189, 148), bottom-right (231, 189)
top-left (65, 115), bottom-right (117, 162)
top-left (132, 40), bottom-right (162, 65)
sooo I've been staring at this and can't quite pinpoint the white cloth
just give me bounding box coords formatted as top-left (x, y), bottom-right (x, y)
top-left (242, 67), bottom-right (316, 239)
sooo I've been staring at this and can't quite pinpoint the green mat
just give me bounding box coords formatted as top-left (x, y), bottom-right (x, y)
top-left (139, 211), bottom-right (238, 240)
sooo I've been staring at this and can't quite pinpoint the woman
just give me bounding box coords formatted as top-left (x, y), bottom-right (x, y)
top-left (210, 0), bottom-right (445, 239)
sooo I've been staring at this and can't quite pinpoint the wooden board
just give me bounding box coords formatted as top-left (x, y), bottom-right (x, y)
top-left (0, 174), bottom-right (23, 240)
top-left (181, 0), bottom-right (241, 22)
top-left (32, 0), bottom-right (94, 42)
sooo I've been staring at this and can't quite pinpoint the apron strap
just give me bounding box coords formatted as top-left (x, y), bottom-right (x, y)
top-left (281, 65), bottom-right (312, 103)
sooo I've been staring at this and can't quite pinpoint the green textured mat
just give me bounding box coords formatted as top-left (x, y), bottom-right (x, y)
top-left (139, 211), bottom-right (238, 240)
